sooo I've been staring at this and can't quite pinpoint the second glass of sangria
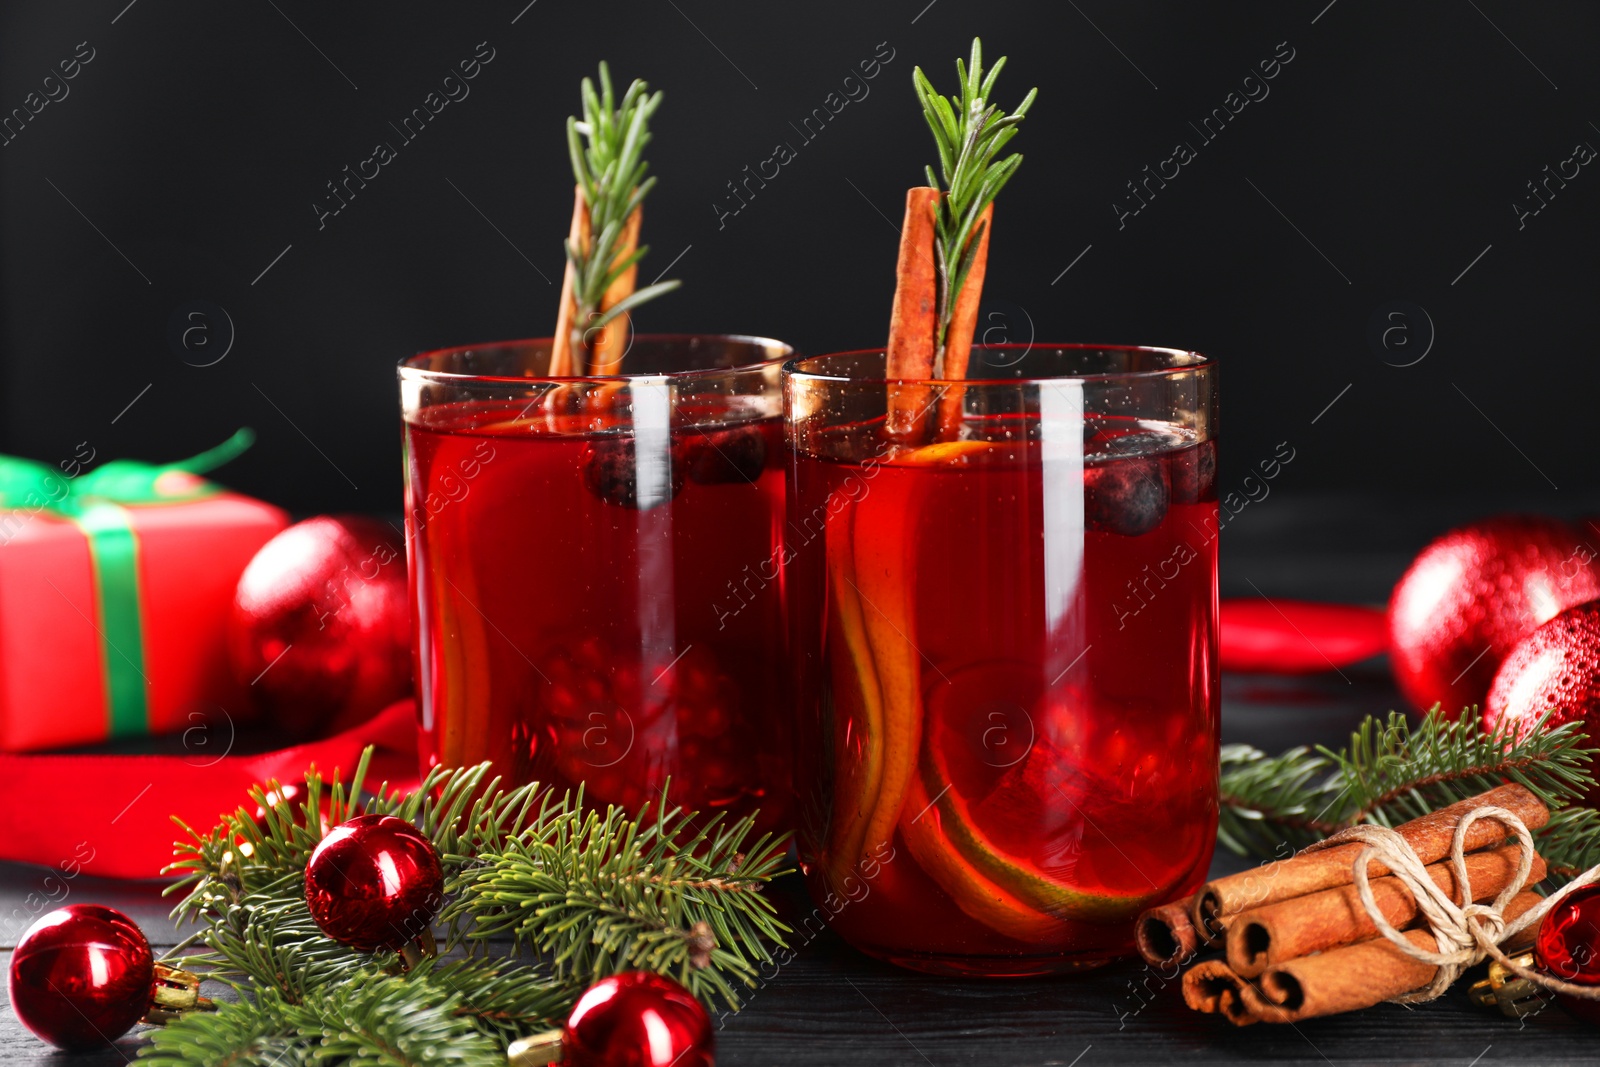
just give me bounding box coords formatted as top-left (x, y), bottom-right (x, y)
top-left (786, 344), bottom-right (1219, 975)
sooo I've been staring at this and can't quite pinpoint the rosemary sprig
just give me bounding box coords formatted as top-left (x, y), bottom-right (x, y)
top-left (563, 63), bottom-right (680, 350)
top-left (912, 38), bottom-right (1036, 373)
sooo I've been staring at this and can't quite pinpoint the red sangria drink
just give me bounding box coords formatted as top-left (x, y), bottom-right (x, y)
top-left (400, 336), bottom-right (793, 833)
top-left (786, 345), bottom-right (1219, 976)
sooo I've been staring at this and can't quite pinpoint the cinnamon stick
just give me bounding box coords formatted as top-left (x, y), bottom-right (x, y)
top-left (1241, 889), bottom-right (1544, 1024)
top-left (549, 184), bottom-right (591, 376)
top-left (884, 187), bottom-right (940, 440)
top-left (935, 203), bottom-right (992, 440)
top-left (1181, 959), bottom-right (1259, 1027)
top-left (1136, 895), bottom-right (1201, 970)
top-left (1191, 784), bottom-right (1548, 942)
top-left (588, 205), bottom-right (642, 375)
top-left (1226, 845), bottom-right (1543, 977)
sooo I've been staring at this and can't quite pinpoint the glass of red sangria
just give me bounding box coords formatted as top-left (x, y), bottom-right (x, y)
top-left (399, 335), bottom-right (793, 834)
top-left (785, 343), bottom-right (1218, 976)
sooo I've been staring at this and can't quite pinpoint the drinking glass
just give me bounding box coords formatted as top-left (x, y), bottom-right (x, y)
top-left (785, 344), bottom-right (1218, 975)
top-left (400, 335), bottom-right (793, 833)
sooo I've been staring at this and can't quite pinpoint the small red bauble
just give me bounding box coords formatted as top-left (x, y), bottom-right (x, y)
top-left (1486, 600), bottom-right (1600, 806)
top-left (228, 515), bottom-right (411, 741)
top-left (563, 972), bottom-right (714, 1067)
top-left (1388, 516), bottom-right (1600, 716)
top-left (304, 814), bottom-right (443, 951)
top-left (253, 780), bottom-right (332, 835)
top-left (1535, 883), bottom-right (1600, 1024)
top-left (9, 905), bottom-right (153, 1050)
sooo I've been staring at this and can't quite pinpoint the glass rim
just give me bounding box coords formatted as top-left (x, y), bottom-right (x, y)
top-left (783, 343), bottom-right (1211, 386)
top-left (397, 333), bottom-right (795, 387)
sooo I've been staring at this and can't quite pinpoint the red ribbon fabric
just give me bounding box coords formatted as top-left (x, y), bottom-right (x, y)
top-left (0, 700), bottom-right (418, 880)
top-left (1219, 598), bottom-right (1389, 674)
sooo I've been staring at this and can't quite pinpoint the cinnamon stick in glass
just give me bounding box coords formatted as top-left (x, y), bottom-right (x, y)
top-left (588, 205), bottom-right (643, 376)
top-left (1225, 844), bottom-right (1545, 977)
top-left (884, 187), bottom-right (940, 440)
top-left (549, 185), bottom-right (590, 377)
top-left (1191, 784), bottom-right (1548, 942)
top-left (1136, 895), bottom-right (1201, 969)
top-left (1240, 889), bottom-right (1543, 1024)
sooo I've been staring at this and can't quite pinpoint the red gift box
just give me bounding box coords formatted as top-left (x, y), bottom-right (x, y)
top-left (0, 432), bottom-right (287, 751)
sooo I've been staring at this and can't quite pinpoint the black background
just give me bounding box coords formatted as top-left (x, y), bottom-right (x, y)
top-left (3, 0), bottom-right (1596, 523)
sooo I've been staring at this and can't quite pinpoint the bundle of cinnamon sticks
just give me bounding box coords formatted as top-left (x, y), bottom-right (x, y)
top-left (1136, 784), bottom-right (1551, 1024)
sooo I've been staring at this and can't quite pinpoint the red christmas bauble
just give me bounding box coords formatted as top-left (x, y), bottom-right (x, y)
top-left (1486, 600), bottom-right (1600, 805)
top-left (229, 515), bottom-right (411, 740)
top-left (1535, 883), bottom-right (1600, 1024)
top-left (252, 780), bottom-right (332, 836)
top-left (304, 814), bottom-right (443, 951)
top-left (8, 905), bottom-right (153, 1050)
top-left (563, 972), bottom-right (714, 1067)
top-left (1387, 516), bottom-right (1600, 716)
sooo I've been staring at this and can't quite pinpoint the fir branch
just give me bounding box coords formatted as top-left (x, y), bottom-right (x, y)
top-left (165, 757), bottom-right (546, 930)
top-left (287, 977), bottom-right (503, 1067)
top-left (420, 960), bottom-right (580, 1045)
top-left (1217, 743), bottom-right (1339, 856)
top-left (138, 991), bottom-right (304, 1067)
top-left (912, 38), bottom-right (1036, 370)
top-left (448, 790), bottom-right (790, 1012)
top-left (169, 876), bottom-right (390, 1001)
top-left (154, 753), bottom-right (790, 1067)
top-left (159, 756), bottom-right (789, 1062)
top-left (141, 977), bottom-right (511, 1067)
top-left (1220, 707), bottom-right (1599, 874)
top-left (150, 928), bottom-right (573, 1062)
top-left (164, 749), bottom-right (377, 921)
top-left (1539, 806), bottom-right (1600, 882)
top-left (1317, 707), bottom-right (1592, 827)
top-left (563, 62), bottom-right (679, 352)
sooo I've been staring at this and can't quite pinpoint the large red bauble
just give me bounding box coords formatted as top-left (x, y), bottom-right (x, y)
top-left (229, 515), bottom-right (411, 740)
top-left (1534, 883), bottom-right (1600, 1024)
top-left (304, 814), bottom-right (443, 951)
top-left (1485, 600), bottom-right (1600, 805)
top-left (563, 972), bottom-right (714, 1067)
top-left (8, 905), bottom-right (153, 1050)
top-left (1387, 516), bottom-right (1600, 716)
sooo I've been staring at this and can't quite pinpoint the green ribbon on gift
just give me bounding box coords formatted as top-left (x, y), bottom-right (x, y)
top-left (0, 429), bottom-right (256, 738)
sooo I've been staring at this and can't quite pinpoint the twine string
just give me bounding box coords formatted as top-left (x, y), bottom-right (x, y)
top-left (1335, 805), bottom-right (1600, 1003)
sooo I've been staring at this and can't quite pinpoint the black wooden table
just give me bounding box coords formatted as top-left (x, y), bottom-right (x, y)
top-left (5, 494), bottom-right (1596, 1065)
